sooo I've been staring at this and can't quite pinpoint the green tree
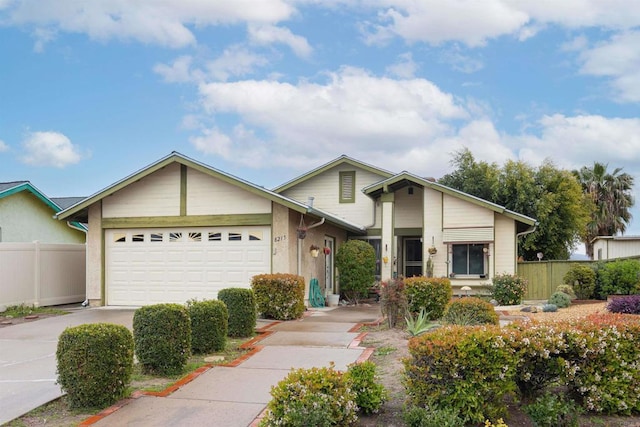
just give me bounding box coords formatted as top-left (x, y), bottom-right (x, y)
top-left (440, 149), bottom-right (589, 260)
top-left (335, 239), bottom-right (376, 303)
top-left (573, 162), bottom-right (635, 259)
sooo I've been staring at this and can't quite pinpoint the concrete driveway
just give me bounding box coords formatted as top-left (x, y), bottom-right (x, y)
top-left (0, 307), bottom-right (136, 425)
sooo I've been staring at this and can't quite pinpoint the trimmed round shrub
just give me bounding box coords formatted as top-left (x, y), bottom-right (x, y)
top-left (261, 364), bottom-right (357, 426)
top-left (563, 264), bottom-right (596, 299)
top-left (335, 239), bottom-right (376, 303)
top-left (186, 299), bottom-right (228, 354)
top-left (548, 291), bottom-right (571, 308)
top-left (345, 361), bottom-right (387, 415)
top-left (405, 277), bottom-right (452, 320)
top-left (488, 274), bottom-right (528, 305)
top-left (56, 323), bottom-right (133, 408)
top-left (542, 303), bottom-right (558, 312)
top-left (218, 288), bottom-right (256, 337)
top-left (555, 284), bottom-right (577, 300)
top-left (133, 303), bottom-right (191, 375)
top-left (252, 274), bottom-right (305, 320)
top-left (597, 259), bottom-right (640, 298)
top-left (607, 294), bottom-right (640, 314)
top-left (442, 297), bottom-right (499, 325)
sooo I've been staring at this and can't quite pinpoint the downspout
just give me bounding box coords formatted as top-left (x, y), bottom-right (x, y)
top-left (515, 223), bottom-right (538, 273)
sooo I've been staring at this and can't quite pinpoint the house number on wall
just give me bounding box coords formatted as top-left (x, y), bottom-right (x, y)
top-left (274, 235), bottom-right (287, 242)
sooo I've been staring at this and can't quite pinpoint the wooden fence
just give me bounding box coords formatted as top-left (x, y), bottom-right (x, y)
top-left (0, 242), bottom-right (86, 307)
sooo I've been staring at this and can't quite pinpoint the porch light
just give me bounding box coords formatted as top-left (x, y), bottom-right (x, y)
top-left (461, 285), bottom-right (472, 297)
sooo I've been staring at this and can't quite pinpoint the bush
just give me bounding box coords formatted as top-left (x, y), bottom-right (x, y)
top-left (345, 361), bottom-right (387, 415)
top-left (442, 297), bottom-right (499, 325)
top-left (607, 294), bottom-right (640, 314)
top-left (548, 291), bottom-right (571, 308)
top-left (56, 323), bottom-right (133, 408)
top-left (260, 364), bottom-right (357, 426)
top-left (335, 240), bottom-right (376, 303)
top-left (598, 259), bottom-right (640, 298)
top-left (488, 274), bottom-right (528, 305)
top-left (402, 405), bottom-right (463, 427)
top-left (133, 303), bottom-right (191, 375)
top-left (186, 299), bottom-right (228, 354)
top-left (542, 303), bottom-right (558, 312)
top-left (252, 274), bottom-right (305, 320)
top-left (379, 278), bottom-right (407, 328)
top-left (523, 393), bottom-right (582, 427)
top-left (563, 264), bottom-right (596, 299)
top-left (218, 288), bottom-right (256, 337)
top-left (555, 284), bottom-right (577, 300)
top-left (405, 277), bottom-right (452, 320)
top-left (404, 325), bottom-right (516, 424)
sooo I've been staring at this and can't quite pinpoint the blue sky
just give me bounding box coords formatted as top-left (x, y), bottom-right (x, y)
top-left (1, 1), bottom-right (640, 249)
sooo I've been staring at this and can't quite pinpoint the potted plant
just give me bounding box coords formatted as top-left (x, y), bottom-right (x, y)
top-left (310, 245), bottom-right (320, 257)
top-left (428, 246), bottom-right (438, 255)
top-left (323, 246), bottom-right (331, 255)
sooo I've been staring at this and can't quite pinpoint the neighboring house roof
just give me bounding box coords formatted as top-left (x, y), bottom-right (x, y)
top-left (363, 172), bottom-right (537, 227)
top-left (273, 155), bottom-right (395, 193)
top-left (51, 197), bottom-right (86, 210)
top-left (55, 152), bottom-right (366, 234)
top-left (0, 181), bottom-right (88, 232)
top-left (592, 235), bottom-right (640, 242)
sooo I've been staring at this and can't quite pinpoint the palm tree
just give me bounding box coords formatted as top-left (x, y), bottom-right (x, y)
top-left (573, 163), bottom-right (635, 259)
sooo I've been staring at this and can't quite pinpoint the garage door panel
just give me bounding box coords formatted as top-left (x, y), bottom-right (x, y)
top-left (106, 227), bottom-right (271, 306)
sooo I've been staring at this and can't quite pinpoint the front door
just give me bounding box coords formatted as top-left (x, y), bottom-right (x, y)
top-left (404, 237), bottom-right (423, 278)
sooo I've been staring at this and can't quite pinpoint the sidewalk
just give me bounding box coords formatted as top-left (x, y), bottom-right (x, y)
top-left (87, 304), bottom-right (382, 427)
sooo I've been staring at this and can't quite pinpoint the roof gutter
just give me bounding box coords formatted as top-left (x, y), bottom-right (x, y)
top-left (515, 222), bottom-right (538, 272)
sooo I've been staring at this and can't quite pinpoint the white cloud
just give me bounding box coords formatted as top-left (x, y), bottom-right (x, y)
top-left (206, 46), bottom-right (269, 81)
top-left (153, 55), bottom-right (200, 83)
top-left (3, 0), bottom-right (295, 48)
top-left (0, 139), bottom-right (8, 152)
top-left (21, 131), bottom-right (82, 167)
top-left (577, 31), bottom-right (640, 102)
top-left (386, 52), bottom-right (418, 78)
top-left (439, 49), bottom-right (484, 74)
top-left (248, 24), bottom-right (312, 58)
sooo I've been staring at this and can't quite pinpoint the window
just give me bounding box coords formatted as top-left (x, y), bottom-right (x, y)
top-left (113, 233), bottom-right (126, 243)
top-left (132, 234), bottom-right (144, 242)
top-left (229, 232), bottom-right (242, 241)
top-left (188, 232), bottom-right (202, 242)
top-left (169, 232), bottom-right (182, 242)
top-left (208, 232), bottom-right (221, 241)
top-left (339, 171), bottom-right (356, 203)
top-left (249, 231), bottom-right (263, 241)
top-left (452, 243), bottom-right (485, 276)
top-left (150, 233), bottom-right (163, 242)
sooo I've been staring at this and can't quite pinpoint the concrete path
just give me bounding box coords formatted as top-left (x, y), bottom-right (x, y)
top-left (90, 304), bottom-right (381, 427)
top-left (0, 307), bottom-right (136, 425)
top-left (0, 304), bottom-right (380, 426)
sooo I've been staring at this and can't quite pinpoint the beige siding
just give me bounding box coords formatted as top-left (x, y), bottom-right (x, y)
top-left (494, 213), bottom-right (516, 275)
top-left (103, 163), bottom-right (181, 218)
top-left (271, 203), bottom-right (291, 274)
top-left (593, 239), bottom-right (640, 260)
top-left (280, 164), bottom-right (383, 226)
top-left (187, 168), bottom-right (271, 215)
top-left (394, 187), bottom-right (423, 228)
top-left (0, 192), bottom-right (85, 243)
top-left (442, 194), bottom-right (493, 228)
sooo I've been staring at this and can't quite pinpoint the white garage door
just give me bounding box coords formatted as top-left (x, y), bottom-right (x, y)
top-left (105, 227), bottom-right (271, 306)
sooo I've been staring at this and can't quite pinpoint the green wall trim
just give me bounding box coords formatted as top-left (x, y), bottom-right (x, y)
top-left (366, 228), bottom-right (381, 236)
top-left (180, 164), bottom-right (187, 216)
top-left (101, 213), bottom-right (273, 229)
top-left (380, 193), bottom-right (395, 202)
top-left (395, 228), bottom-right (422, 236)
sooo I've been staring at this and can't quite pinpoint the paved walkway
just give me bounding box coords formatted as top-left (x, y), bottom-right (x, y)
top-left (87, 304), bottom-right (382, 426)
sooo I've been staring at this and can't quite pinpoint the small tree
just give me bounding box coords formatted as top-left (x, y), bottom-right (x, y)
top-left (335, 240), bottom-right (376, 303)
top-left (563, 264), bottom-right (596, 300)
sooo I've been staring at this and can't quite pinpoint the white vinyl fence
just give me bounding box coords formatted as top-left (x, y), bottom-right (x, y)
top-left (0, 242), bottom-right (86, 307)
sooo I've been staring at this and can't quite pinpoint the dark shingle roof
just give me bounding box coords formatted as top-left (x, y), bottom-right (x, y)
top-left (0, 181), bottom-right (28, 192)
top-left (50, 197), bottom-right (86, 210)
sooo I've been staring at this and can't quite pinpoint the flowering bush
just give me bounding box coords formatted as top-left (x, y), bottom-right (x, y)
top-left (488, 274), bottom-right (528, 305)
top-left (523, 393), bottom-right (582, 427)
top-left (607, 294), bottom-right (640, 314)
top-left (345, 361), bottom-right (387, 415)
top-left (597, 259), bottom-right (640, 298)
top-left (261, 364), bottom-right (357, 426)
top-left (405, 277), bottom-right (452, 320)
top-left (404, 325), bottom-right (516, 424)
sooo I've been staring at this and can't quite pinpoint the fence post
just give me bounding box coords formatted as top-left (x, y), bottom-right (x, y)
top-left (33, 240), bottom-right (40, 307)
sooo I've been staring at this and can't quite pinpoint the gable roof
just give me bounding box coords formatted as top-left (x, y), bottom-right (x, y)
top-left (55, 152), bottom-right (367, 234)
top-left (363, 172), bottom-right (537, 227)
top-left (273, 155), bottom-right (395, 193)
top-left (0, 181), bottom-right (88, 231)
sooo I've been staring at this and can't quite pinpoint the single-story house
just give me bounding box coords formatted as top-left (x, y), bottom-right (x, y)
top-left (592, 236), bottom-right (640, 260)
top-left (56, 152), bottom-right (536, 307)
top-left (0, 181), bottom-right (86, 243)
